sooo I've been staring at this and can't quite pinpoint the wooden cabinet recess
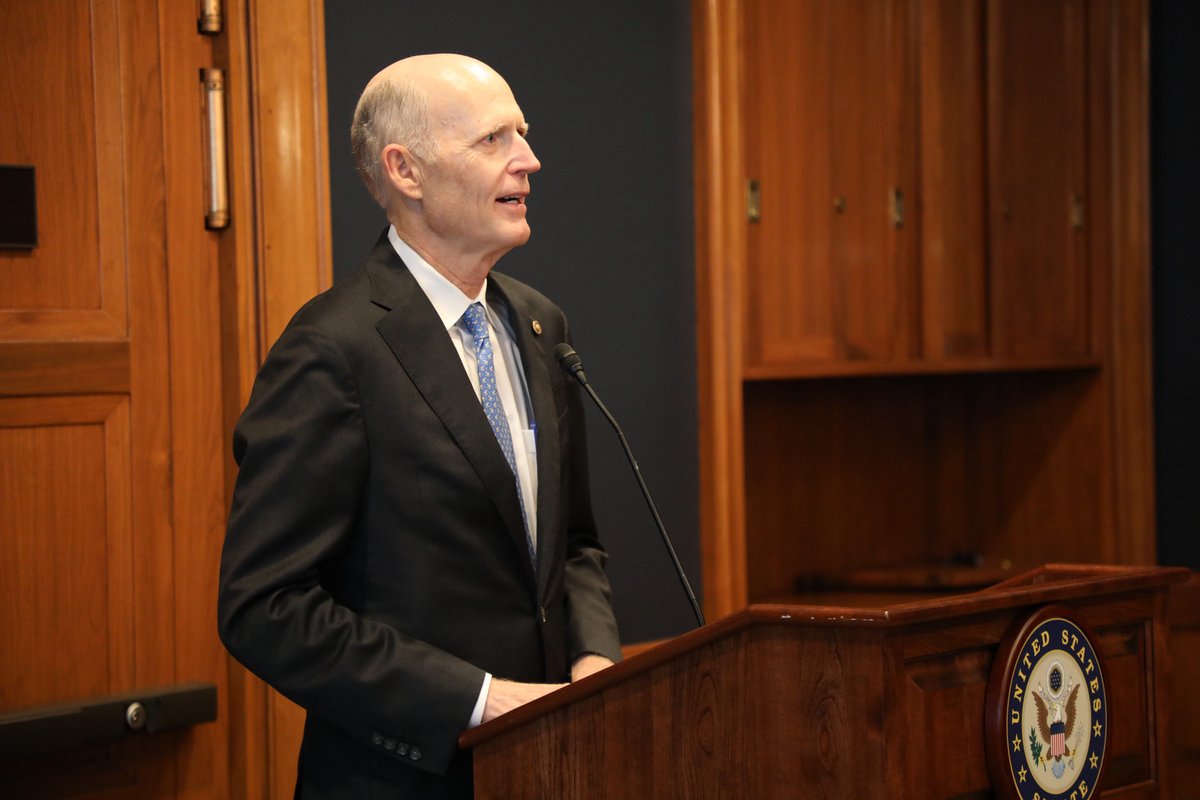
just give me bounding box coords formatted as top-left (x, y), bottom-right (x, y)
top-left (693, 0), bottom-right (1154, 618)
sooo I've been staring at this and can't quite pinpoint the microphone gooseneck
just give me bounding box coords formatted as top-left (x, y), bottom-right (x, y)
top-left (554, 343), bottom-right (706, 628)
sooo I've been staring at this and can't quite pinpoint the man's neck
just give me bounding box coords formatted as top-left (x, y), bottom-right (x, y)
top-left (390, 220), bottom-right (499, 298)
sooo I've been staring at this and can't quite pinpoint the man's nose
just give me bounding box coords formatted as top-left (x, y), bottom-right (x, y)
top-left (514, 136), bottom-right (541, 174)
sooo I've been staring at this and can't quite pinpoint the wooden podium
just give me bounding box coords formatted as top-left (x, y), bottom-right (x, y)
top-left (461, 565), bottom-right (1185, 799)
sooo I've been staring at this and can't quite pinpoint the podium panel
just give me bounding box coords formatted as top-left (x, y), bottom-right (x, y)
top-left (462, 565), bottom-right (1183, 799)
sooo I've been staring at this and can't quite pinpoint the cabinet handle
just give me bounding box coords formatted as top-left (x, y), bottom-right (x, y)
top-left (833, 195), bottom-right (846, 214)
top-left (1071, 193), bottom-right (1084, 230)
top-left (889, 188), bottom-right (904, 228)
top-left (746, 179), bottom-right (761, 222)
top-left (201, 68), bottom-right (230, 230)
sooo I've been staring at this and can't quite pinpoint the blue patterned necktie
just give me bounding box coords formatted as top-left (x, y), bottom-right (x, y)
top-left (461, 302), bottom-right (535, 567)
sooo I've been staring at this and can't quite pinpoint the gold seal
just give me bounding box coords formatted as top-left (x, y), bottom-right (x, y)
top-left (531, 320), bottom-right (542, 335)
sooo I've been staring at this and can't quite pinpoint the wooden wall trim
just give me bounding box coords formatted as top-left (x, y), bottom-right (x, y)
top-left (693, 0), bottom-right (748, 619)
top-left (220, 1), bottom-right (333, 797)
top-left (1108, 0), bottom-right (1156, 563)
top-left (0, 342), bottom-right (129, 395)
top-left (247, 0), bottom-right (334, 356)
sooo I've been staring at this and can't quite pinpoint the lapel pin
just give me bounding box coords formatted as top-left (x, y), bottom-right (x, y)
top-left (531, 320), bottom-right (542, 335)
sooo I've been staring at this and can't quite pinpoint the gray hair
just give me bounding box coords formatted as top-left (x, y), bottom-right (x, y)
top-left (350, 76), bottom-right (439, 208)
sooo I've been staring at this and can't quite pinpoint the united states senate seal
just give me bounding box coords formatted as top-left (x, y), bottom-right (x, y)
top-left (985, 606), bottom-right (1107, 800)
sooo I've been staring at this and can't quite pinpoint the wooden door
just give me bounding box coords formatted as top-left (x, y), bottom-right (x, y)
top-left (742, 0), bottom-right (918, 368)
top-left (0, 0), bottom-right (229, 795)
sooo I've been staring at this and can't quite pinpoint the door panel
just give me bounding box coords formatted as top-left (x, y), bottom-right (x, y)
top-left (0, 0), bottom-right (228, 796)
top-left (0, 0), bottom-right (127, 338)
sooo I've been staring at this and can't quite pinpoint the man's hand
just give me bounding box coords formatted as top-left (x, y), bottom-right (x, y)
top-left (570, 653), bottom-right (614, 682)
top-left (481, 679), bottom-right (565, 723)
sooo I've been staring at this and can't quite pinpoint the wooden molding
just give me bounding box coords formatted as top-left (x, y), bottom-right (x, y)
top-left (219, 1), bottom-right (333, 797)
top-left (1108, 0), bottom-right (1156, 563)
top-left (693, 0), bottom-right (749, 620)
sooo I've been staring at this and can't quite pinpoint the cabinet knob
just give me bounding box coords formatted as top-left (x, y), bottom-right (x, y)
top-left (889, 188), bottom-right (904, 228)
top-left (833, 196), bottom-right (846, 214)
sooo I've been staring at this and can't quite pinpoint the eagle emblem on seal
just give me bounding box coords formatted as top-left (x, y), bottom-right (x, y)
top-left (1031, 664), bottom-right (1081, 777)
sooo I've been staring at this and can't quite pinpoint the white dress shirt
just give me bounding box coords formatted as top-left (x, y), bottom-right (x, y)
top-left (388, 226), bottom-right (539, 727)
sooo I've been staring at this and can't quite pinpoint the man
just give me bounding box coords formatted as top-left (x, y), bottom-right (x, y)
top-left (218, 54), bottom-right (621, 798)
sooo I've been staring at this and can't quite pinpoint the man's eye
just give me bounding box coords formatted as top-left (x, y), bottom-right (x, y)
top-left (484, 133), bottom-right (498, 144)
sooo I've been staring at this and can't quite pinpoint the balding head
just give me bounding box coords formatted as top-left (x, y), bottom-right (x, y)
top-left (350, 54), bottom-right (508, 208)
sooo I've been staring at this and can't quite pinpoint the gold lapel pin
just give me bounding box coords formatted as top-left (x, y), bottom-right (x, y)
top-left (531, 320), bottom-right (542, 335)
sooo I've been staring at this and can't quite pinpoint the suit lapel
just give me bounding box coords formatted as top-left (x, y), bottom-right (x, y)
top-left (365, 238), bottom-right (535, 587)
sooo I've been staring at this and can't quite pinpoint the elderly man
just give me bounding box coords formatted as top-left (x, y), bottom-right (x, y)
top-left (218, 54), bottom-right (621, 798)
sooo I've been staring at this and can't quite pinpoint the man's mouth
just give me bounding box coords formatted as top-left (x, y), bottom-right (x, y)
top-left (497, 194), bottom-right (525, 205)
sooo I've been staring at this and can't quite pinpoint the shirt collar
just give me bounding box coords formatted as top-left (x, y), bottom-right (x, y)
top-left (388, 225), bottom-right (486, 330)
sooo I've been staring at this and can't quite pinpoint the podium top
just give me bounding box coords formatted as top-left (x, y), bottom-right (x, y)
top-left (460, 563), bottom-right (1186, 750)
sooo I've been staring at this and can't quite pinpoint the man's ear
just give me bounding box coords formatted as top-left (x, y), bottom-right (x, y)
top-left (381, 143), bottom-right (423, 201)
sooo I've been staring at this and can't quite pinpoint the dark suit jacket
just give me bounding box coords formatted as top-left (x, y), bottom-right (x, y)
top-left (217, 231), bottom-right (622, 798)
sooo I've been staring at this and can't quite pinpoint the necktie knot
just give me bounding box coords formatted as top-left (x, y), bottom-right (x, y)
top-left (462, 302), bottom-right (488, 341)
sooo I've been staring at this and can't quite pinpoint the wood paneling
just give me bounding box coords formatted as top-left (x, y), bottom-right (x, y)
top-left (218, 1), bottom-right (333, 797)
top-left (465, 567), bottom-right (1181, 798)
top-left (693, 0), bottom-right (1156, 625)
top-left (0, 0), bottom-right (127, 340)
top-left (0, 396), bottom-right (132, 710)
top-left (0, 395), bottom-right (138, 795)
top-left (742, 0), bottom-right (917, 366)
top-left (0, 342), bottom-right (129, 395)
top-left (245, 0), bottom-right (332, 352)
top-left (0, 0), bottom-right (238, 795)
top-left (919, 0), bottom-right (989, 359)
top-left (743, 370), bottom-right (1111, 602)
top-left (742, 0), bottom-right (836, 363)
top-left (1168, 577), bottom-right (1200, 789)
top-left (988, 0), bottom-right (1091, 358)
top-left (693, 0), bottom-right (748, 620)
top-left (829, 0), bottom-right (918, 362)
top-left (0, 0), bottom-right (332, 796)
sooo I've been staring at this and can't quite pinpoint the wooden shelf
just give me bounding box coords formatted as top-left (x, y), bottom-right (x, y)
top-left (742, 356), bottom-right (1103, 381)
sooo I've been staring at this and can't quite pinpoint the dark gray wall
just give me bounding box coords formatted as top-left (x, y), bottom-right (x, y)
top-left (1151, 0), bottom-right (1200, 568)
top-left (322, 0), bottom-right (1197, 641)
top-left (323, 1), bottom-right (700, 641)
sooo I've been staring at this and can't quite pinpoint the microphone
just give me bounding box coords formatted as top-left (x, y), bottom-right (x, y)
top-left (554, 343), bottom-right (705, 628)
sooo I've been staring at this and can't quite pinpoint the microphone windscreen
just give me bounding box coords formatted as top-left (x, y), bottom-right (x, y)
top-left (555, 343), bottom-right (581, 372)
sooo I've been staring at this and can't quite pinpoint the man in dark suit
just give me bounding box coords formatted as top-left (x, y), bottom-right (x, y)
top-left (217, 54), bottom-right (621, 798)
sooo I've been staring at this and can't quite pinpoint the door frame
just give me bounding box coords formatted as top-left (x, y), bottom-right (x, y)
top-left (219, 1), bottom-right (332, 796)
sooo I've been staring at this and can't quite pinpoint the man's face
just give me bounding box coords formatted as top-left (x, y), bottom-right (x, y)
top-left (417, 66), bottom-right (541, 268)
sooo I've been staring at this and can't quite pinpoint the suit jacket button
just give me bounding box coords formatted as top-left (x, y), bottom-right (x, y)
top-left (371, 734), bottom-right (383, 746)
top-left (397, 743), bottom-right (409, 756)
top-left (383, 738), bottom-right (396, 751)
top-left (410, 747), bottom-right (422, 761)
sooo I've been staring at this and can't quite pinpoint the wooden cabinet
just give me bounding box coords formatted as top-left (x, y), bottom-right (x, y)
top-left (693, 0), bottom-right (1153, 617)
top-left (742, 0), bottom-right (918, 366)
top-left (741, 0), bottom-right (1100, 374)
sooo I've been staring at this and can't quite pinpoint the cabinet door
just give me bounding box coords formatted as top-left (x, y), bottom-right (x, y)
top-left (920, 0), bottom-right (989, 359)
top-left (743, 0), bottom-right (917, 367)
top-left (988, 0), bottom-right (1091, 358)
